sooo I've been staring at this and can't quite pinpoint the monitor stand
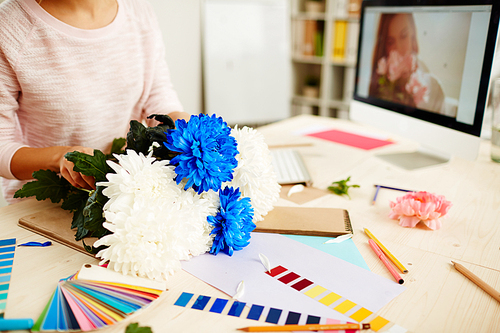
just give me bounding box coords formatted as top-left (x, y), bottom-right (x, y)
top-left (376, 151), bottom-right (449, 170)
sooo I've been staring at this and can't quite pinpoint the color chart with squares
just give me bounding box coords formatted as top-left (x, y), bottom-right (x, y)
top-left (0, 238), bottom-right (16, 318)
top-left (266, 265), bottom-right (408, 333)
top-left (173, 292), bottom-right (352, 326)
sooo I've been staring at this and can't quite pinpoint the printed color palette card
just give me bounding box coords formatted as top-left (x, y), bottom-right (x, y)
top-left (182, 233), bottom-right (405, 322)
top-left (0, 238), bottom-right (16, 318)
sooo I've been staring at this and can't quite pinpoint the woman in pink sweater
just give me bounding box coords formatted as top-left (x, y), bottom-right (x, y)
top-left (0, 0), bottom-right (190, 203)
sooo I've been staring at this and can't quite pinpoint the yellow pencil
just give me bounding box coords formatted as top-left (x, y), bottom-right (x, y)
top-left (238, 323), bottom-right (371, 332)
top-left (363, 228), bottom-right (408, 273)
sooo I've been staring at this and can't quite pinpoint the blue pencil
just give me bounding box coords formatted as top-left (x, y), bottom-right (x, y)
top-left (372, 185), bottom-right (415, 205)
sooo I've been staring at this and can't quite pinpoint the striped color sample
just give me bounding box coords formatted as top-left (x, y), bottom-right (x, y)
top-left (0, 238), bottom-right (16, 318)
top-left (173, 292), bottom-right (352, 326)
top-left (266, 265), bottom-right (408, 333)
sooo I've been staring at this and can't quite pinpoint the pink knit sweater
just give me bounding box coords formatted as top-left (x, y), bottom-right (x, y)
top-left (0, 0), bottom-right (184, 203)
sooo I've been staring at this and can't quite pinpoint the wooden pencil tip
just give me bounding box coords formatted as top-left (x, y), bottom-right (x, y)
top-left (237, 328), bottom-right (248, 332)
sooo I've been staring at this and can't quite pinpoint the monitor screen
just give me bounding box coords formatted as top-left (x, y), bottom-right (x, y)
top-left (350, 0), bottom-right (500, 168)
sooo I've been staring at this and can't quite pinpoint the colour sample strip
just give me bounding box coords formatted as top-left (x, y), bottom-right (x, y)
top-left (265, 308), bottom-right (282, 324)
top-left (0, 267), bottom-right (12, 275)
top-left (350, 307), bottom-right (373, 322)
top-left (265, 265), bottom-right (406, 333)
top-left (209, 298), bottom-right (228, 314)
top-left (291, 278), bottom-right (313, 291)
top-left (173, 292), bottom-right (194, 307)
top-left (227, 301), bottom-right (246, 317)
top-left (0, 238), bottom-right (15, 317)
top-left (0, 253), bottom-right (14, 260)
top-left (266, 265), bottom-right (287, 277)
top-left (246, 304), bottom-right (264, 320)
top-left (192, 295), bottom-right (210, 310)
top-left (0, 260), bottom-right (13, 268)
top-left (370, 316), bottom-right (391, 331)
top-left (306, 315), bottom-right (321, 324)
top-left (0, 247), bottom-right (15, 254)
top-left (285, 311), bottom-right (301, 325)
top-left (319, 292), bottom-right (341, 306)
top-left (304, 285), bottom-right (327, 298)
top-left (278, 272), bottom-right (300, 284)
top-left (335, 299), bottom-right (357, 313)
top-left (172, 292), bottom-right (351, 326)
top-left (0, 239), bottom-right (15, 247)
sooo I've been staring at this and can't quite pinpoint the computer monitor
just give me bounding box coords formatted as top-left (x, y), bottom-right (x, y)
top-left (350, 0), bottom-right (500, 169)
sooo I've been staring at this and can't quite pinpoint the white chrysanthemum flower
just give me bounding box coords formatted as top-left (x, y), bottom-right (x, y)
top-left (224, 126), bottom-right (280, 222)
top-left (98, 150), bottom-right (180, 214)
top-left (95, 151), bottom-right (214, 281)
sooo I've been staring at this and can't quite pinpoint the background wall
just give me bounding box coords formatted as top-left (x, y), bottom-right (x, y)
top-left (148, 0), bottom-right (203, 115)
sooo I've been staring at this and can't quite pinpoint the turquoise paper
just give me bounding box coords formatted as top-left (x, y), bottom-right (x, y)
top-left (284, 235), bottom-right (370, 270)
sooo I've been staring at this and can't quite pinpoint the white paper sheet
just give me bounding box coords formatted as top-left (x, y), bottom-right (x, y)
top-left (182, 233), bottom-right (405, 321)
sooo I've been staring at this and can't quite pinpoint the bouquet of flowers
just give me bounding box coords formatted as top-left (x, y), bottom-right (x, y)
top-left (375, 50), bottom-right (429, 106)
top-left (15, 114), bottom-right (280, 281)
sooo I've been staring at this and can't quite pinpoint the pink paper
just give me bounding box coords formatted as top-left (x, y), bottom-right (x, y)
top-left (325, 318), bottom-right (357, 333)
top-left (306, 129), bottom-right (393, 150)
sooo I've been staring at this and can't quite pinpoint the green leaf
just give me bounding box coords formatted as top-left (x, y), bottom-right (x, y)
top-left (110, 137), bottom-right (126, 155)
top-left (13, 170), bottom-right (72, 203)
top-left (64, 150), bottom-right (111, 182)
top-left (126, 120), bottom-right (150, 155)
top-left (327, 176), bottom-right (360, 199)
top-left (82, 186), bottom-right (109, 238)
top-left (61, 190), bottom-right (90, 212)
top-left (125, 323), bottom-right (153, 333)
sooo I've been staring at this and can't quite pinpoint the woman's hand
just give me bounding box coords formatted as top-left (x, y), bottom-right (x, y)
top-left (11, 146), bottom-right (96, 190)
top-left (59, 146), bottom-right (96, 190)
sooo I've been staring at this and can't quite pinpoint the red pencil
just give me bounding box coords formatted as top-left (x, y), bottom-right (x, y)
top-left (368, 239), bottom-right (404, 284)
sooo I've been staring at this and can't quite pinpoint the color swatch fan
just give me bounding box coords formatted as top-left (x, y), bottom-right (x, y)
top-left (32, 264), bottom-right (167, 331)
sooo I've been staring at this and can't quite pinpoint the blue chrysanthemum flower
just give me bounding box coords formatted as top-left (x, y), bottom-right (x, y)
top-left (208, 187), bottom-right (255, 256)
top-left (164, 114), bottom-right (238, 194)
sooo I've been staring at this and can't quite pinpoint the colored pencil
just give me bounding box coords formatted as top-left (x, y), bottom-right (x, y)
top-left (372, 185), bottom-right (414, 205)
top-left (372, 185), bottom-right (381, 205)
top-left (238, 323), bottom-right (371, 332)
top-left (363, 228), bottom-right (408, 273)
top-left (369, 240), bottom-right (404, 284)
top-left (452, 261), bottom-right (500, 303)
top-left (373, 185), bottom-right (414, 192)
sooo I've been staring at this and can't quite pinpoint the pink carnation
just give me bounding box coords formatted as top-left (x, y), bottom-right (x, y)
top-left (389, 191), bottom-right (452, 230)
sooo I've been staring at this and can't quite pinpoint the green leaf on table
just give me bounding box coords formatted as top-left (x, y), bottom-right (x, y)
top-left (13, 170), bottom-right (72, 203)
top-left (125, 323), bottom-right (153, 333)
top-left (327, 176), bottom-right (360, 199)
top-left (64, 150), bottom-right (111, 182)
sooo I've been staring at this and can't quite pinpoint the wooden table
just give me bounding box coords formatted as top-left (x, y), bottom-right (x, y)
top-left (2, 115), bottom-right (500, 332)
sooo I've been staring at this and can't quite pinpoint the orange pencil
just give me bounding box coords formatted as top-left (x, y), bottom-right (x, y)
top-left (238, 323), bottom-right (371, 332)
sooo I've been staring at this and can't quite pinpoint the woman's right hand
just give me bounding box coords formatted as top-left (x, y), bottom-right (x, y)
top-left (59, 146), bottom-right (96, 190)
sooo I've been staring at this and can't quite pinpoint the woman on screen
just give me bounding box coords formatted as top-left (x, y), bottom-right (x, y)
top-left (369, 13), bottom-right (446, 115)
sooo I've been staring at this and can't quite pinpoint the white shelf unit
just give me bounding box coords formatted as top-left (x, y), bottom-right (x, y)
top-left (290, 0), bottom-right (360, 119)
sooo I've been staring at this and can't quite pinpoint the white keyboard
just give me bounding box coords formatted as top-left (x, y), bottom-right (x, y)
top-left (270, 148), bottom-right (312, 186)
